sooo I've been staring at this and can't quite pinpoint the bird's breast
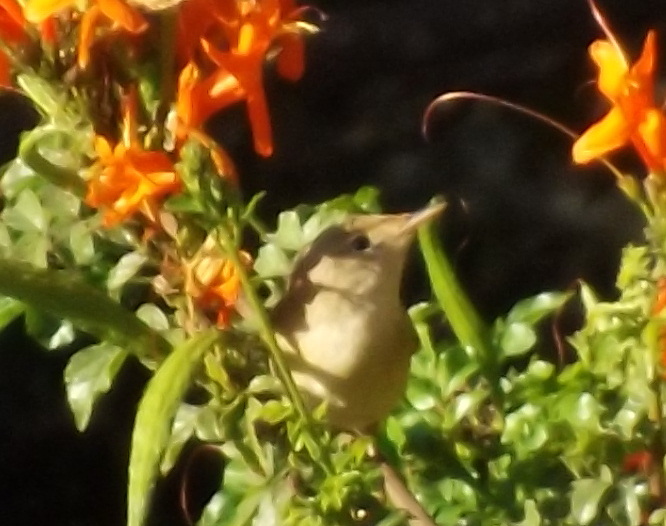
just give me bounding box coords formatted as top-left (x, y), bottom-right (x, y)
top-left (278, 291), bottom-right (415, 429)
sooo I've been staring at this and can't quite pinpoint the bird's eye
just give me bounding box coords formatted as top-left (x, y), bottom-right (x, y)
top-left (349, 233), bottom-right (371, 252)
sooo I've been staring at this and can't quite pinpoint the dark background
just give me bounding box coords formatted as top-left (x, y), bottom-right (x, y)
top-left (1, 1), bottom-right (665, 524)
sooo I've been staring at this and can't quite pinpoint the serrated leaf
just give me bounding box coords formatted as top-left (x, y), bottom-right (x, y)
top-left (272, 211), bottom-right (304, 250)
top-left (254, 244), bottom-right (292, 278)
top-left (65, 342), bottom-right (128, 431)
top-left (127, 330), bottom-right (218, 526)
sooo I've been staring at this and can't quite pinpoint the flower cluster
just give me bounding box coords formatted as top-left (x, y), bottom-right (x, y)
top-left (0, 0), bottom-right (314, 326)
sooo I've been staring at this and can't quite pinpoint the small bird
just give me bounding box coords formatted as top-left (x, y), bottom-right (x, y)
top-left (272, 202), bottom-right (445, 431)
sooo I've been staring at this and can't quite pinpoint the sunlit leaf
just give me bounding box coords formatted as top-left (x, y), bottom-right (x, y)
top-left (271, 210), bottom-right (304, 251)
top-left (65, 342), bottom-right (128, 431)
top-left (0, 296), bottom-right (24, 330)
top-left (254, 244), bottom-right (292, 278)
top-left (515, 499), bottom-right (541, 526)
top-left (500, 322), bottom-right (537, 358)
top-left (3, 189), bottom-right (46, 232)
top-left (136, 303), bottom-right (170, 332)
top-left (68, 222), bottom-right (95, 265)
top-left (24, 308), bottom-right (76, 349)
top-left (506, 291), bottom-right (571, 325)
top-left (570, 476), bottom-right (612, 525)
top-left (107, 252), bottom-right (148, 292)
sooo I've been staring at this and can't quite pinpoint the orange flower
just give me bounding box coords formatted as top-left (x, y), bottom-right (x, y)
top-left (85, 94), bottom-right (180, 226)
top-left (623, 450), bottom-right (653, 473)
top-left (185, 237), bottom-right (251, 328)
top-left (573, 30), bottom-right (666, 173)
top-left (24, 0), bottom-right (147, 68)
top-left (175, 0), bottom-right (310, 156)
top-left (0, 0), bottom-right (29, 86)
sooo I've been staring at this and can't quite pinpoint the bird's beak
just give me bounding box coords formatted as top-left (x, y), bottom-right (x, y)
top-left (400, 200), bottom-right (446, 234)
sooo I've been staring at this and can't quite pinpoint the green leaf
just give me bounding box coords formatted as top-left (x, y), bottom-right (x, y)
top-left (0, 257), bottom-right (169, 357)
top-left (506, 291), bottom-right (571, 325)
top-left (24, 308), bottom-right (75, 349)
top-left (254, 244), bottom-right (292, 278)
top-left (515, 499), bottom-right (541, 526)
top-left (0, 158), bottom-right (39, 199)
top-left (416, 207), bottom-right (494, 377)
top-left (0, 296), bottom-right (24, 330)
top-left (65, 342), bottom-right (128, 431)
top-left (127, 330), bottom-right (218, 526)
top-left (107, 252), bottom-right (148, 292)
top-left (17, 73), bottom-right (71, 119)
top-left (12, 231), bottom-right (48, 267)
top-left (68, 222), bottom-right (95, 265)
top-left (3, 189), bottom-right (47, 232)
top-left (352, 186), bottom-right (381, 212)
top-left (272, 210), bottom-right (305, 250)
top-left (160, 404), bottom-right (201, 474)
top-left (18, 124), bottom-right (88, 195)
top-left (500, 322), bottom-right (537, 358)
top-left (135, 303), bottom-right (170, 332)
top-left (570, 476), bottom-right (612, 525)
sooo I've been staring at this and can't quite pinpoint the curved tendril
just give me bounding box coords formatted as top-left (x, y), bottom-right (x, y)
top-left (587, 0), bottom-right (628, 67)
top-left (422, 90), bottom-right (625, 184)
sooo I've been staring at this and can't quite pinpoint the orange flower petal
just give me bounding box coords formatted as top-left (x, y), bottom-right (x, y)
top-left (637, 108), bottom-right (666, 172)
top-left (632, 30), bottom-right (657, 85)
top-left (246, 87), bottom-right (273, 157)
top-left (589, 39), bottom-right (628, 102)
top-left (24, 0), bottom-right (72, 23)
top-left (0, 51), bottom-right (10, 87)
top-left (39, 17), bottom-right (57, 45)
top-left (97, 0), bottom-right (147, 33)
top-left (1, 0), bottom-right (26, 25)
top-left (77, 5), bottom-right (102, 69)
top-left (0, 0), bottom-right (28, 42)
top-left (573, 106), bottom-right (631, 164)
top-left (275, 32), bottom-right (304, 81)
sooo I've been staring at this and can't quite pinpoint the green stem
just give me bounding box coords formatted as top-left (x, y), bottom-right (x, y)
top-left (19, 125), bottom-right (87, 196)
top-left (214, 228), bottom-right (312, 425)
top-left (0, 257), bottom-right (170, 357)
top-left (417, 220), bottom-right (498, 386)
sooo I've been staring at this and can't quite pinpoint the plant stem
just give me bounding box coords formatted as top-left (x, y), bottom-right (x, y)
top-left (215, 227), bottom-right (312, 424)
top-left (417, 220), bottom-right (497, 384)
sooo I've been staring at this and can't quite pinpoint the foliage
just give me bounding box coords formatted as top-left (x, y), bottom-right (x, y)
top-left (0, 0), bottom-right (666, 525)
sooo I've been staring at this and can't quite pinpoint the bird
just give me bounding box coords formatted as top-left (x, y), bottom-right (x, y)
top-left (271, 202), bottom-right (445, 432)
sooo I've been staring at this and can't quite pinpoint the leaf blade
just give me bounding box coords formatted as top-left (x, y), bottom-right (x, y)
top-left (127, 330), bottom-right (218, 526)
